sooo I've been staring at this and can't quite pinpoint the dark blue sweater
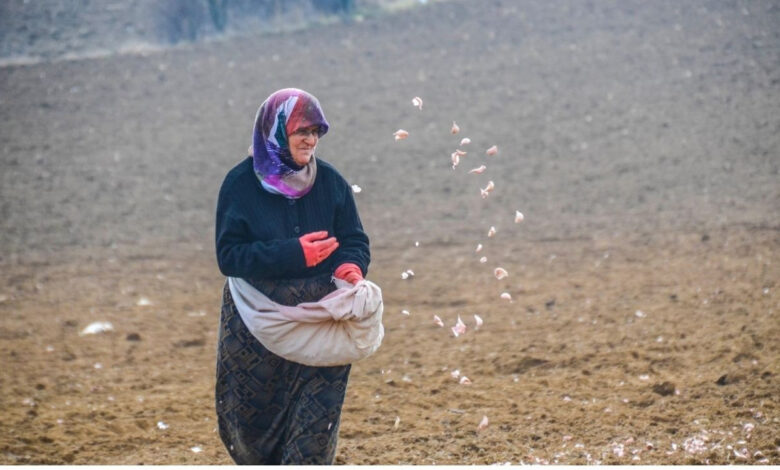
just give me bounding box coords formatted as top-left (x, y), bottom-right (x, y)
top-left (215, 157), bottom-right (370, 280)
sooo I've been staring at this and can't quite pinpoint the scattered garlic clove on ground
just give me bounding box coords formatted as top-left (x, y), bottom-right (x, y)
top-left (494, 267), bottom-right (508, 280)
top-left (80, 321), bottom-right (114, 336)
top-left (477, 415), bottom-right (489, 431)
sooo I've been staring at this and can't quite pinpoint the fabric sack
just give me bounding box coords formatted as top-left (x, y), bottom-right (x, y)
top-left (228, 276), bottom-right (384, 366)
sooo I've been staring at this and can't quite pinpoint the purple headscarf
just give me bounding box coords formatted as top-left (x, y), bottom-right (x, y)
top-left (252, 88), bottom-right (329, 198)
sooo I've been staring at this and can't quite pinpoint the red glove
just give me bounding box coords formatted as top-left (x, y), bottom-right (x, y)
top-left (334, 263), bottom-right (364, 284)
top-left (299, 231), bottom-right (339, 267)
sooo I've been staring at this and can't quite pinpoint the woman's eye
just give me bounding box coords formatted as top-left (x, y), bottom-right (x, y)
top-left (295, 127), bottom-right (318, 137)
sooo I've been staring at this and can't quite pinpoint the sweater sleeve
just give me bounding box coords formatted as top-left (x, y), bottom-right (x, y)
top-left (330, 181), bottom-right (370, 276)
top-left (215, 180), bottom-right (307, 279)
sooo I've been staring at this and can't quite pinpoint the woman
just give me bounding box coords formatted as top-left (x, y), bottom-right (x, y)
top-left (214, 88), bottom-right (370, 464)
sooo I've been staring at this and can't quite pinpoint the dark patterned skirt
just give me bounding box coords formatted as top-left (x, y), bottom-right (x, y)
top-left (215, 275), bottom-right (351, 465)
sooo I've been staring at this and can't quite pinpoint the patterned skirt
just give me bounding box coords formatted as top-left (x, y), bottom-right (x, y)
top-left (215, 275), bottom-right (351, 465)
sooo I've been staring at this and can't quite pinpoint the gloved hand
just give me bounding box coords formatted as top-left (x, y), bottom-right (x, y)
top-left (334, 262), bottom-right (364, 284)
top-left (299, 231), bottom-right (339, 267)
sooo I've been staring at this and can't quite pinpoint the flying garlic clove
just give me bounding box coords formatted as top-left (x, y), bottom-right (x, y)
top-left (401, 309), bottom-right (410, 316)
top-left (454, 149), bottom-right (467, 157)
top-left (351, 184), bottom-right (362, 194)
top-left (515, 211), bottom-right (524, 223)
top-left (451, 369), bottom-right (461, 379)
top-left (433, 314), bottom-right (444, 327)
top-left (487, 226), bottom-right (496, 237)
top-left (401, 272), bottom-right (409, 279)
top-left (451, 121), bottom-right (460, 134)
top-left (451, 152), bottom-right (460, 169)
top-left (394, 416), bottom-right (401, 429)
top-left (481, 181), bottom-right (495, 199)
top-left (474, 314), bottom-right (483, 329)
top-left (475, 243), bottom-right (483, 253)
top-left (477, 415), bottom-right (489, 431)
top-left (411, 96), bottom-right (423, 110)
top-left (479, 256), bottom-right (487, 263)
top-left (500, 292), bottom-right (512, 301)
top-left (494, 267), bottom-right (509, 280)
top-left (469, 165), bottom-right (486, 174)
top-left (459, 376), bottom-right (472, 385)
top-left (451, 315), bottom-right (467, 337)
top-left (486, 145), bottom-right (498, 156)
top-left (393, 129), bottom-right (409, 141)
top-left (460, 137), bottom-right (471, 146)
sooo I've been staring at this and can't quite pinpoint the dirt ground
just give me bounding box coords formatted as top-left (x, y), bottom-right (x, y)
top-left (1, 0), bottom-right (778, 465)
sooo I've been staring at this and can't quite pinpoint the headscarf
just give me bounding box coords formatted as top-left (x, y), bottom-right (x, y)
top-left (251, 88), bottom-right (329, 198)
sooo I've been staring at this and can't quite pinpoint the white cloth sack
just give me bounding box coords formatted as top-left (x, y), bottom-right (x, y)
top-left (228, 276), bottom-right (384, 367)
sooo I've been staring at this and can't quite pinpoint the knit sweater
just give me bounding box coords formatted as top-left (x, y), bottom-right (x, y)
top-left (215, 156), bottom-right (370, 280)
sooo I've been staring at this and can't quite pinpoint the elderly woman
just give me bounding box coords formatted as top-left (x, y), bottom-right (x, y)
top-left (214, 88), bottom-right (371, 464)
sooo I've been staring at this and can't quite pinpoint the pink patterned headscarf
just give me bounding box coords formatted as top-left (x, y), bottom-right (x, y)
top-left (252, 88), bottom-right (329, 198)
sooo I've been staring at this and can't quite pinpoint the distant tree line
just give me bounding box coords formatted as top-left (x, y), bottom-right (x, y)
top-left (156, 0), bottom-right (356, 44)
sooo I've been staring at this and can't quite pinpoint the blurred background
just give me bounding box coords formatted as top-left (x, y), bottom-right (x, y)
top-left (0, 0), bottom-right (409, 60)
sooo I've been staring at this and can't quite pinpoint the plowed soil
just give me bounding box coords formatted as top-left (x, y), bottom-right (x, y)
top-left (1, 0), bottom-right (778, 464)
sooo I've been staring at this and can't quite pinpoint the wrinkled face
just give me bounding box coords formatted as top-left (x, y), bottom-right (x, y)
top-left (288, 125), bottom-right (320, 166)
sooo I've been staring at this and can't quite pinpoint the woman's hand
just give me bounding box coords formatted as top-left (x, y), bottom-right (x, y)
top-left (299, 231), bottom-right (339, 267)
top-left (334, 263), bottom-right (364, 284)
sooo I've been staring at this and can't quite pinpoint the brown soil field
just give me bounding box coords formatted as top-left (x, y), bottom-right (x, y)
top-left (1, 0), bottom-right (778, 464)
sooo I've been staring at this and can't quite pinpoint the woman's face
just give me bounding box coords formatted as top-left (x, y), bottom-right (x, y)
top-left (288, 125), bottom-right (320, 166)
